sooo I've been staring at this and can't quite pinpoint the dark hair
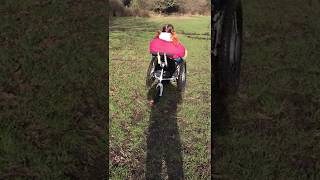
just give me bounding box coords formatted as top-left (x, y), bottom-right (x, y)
top-left (155, 24), bottom-right (179, 44)
top-left (162, 24), bottom-right (175, 33)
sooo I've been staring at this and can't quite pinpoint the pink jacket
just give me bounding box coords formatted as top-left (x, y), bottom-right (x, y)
top-left (149, 38), bottom-right (185, 58)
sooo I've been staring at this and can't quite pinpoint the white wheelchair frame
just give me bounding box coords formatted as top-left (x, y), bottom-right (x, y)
top-left (153, 52), bottom-right (179, 97)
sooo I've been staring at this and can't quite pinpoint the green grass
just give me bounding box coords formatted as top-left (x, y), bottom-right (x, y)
top-left (109, 16), bottom-right (211, 179)
top-left (0, 1), bottom-right (107, 179)
top-left (214, 0), bottom-right (320, 179)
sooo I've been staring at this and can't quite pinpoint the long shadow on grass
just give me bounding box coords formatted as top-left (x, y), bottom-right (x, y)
top-left (213, 93), bottom-right (230, 136)
top-left (146, 83), bottom-right (184, 179)
top-left (212, 92), bottom-right (230, 176)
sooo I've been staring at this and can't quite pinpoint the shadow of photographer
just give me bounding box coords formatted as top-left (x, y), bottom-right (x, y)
top-left (213, 93), bottom-right (230, 136)
top-left (145, 83), bottom-right (184, 180)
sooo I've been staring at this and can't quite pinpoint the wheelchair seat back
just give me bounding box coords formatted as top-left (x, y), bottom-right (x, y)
top-left (152, 55), bottom-right (176, 78)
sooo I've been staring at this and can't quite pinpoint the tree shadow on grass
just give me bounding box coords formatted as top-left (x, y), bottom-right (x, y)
top-left (145, 83), bottom-right (184, 180)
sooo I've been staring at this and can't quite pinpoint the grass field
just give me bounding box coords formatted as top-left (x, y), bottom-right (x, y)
top-left (0, 1), bottom-right (107, 179)
top-left (214, 0), bottom-right (320, 179)
top-left (109, 16), bottom-right (211, 179)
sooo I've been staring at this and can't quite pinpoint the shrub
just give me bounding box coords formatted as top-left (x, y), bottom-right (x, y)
top-left (109, 0), bottom-right (126, 16)
top-left (109, 0), bottom-right (149, 17)
top-left (109, 0), bottom-right (210, 17)
top-left (177, 0), bottom-right (210, 15)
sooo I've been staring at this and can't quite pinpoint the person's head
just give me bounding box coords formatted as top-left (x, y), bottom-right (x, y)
top-left (155, 24), bottom-right (179, 44)
top-left (162, 24), bottom-right (175, 33)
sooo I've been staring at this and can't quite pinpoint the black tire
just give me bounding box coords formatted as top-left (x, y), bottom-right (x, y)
top-left (156, 85), bottom-right (162, 99)
top-left (177, 62), bottom-right (187, 92)
top-left (146, 59), bottom-right (155, 87)
top-left (218, 0), bottom-right (242, 95)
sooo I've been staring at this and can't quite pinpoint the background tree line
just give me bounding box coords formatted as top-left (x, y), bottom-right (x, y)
top-left (109, 0), bottom-right (211, 17)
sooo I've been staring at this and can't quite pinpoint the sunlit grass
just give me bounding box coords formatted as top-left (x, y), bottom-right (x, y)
top-left (109, 16), bottom-right (211, 179)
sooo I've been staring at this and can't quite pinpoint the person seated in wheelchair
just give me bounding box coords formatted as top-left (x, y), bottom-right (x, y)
top-left (149, 24), bottom-right (188, 77)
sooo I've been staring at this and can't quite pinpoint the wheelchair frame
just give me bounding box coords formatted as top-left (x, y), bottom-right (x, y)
top-left (147, 52), bottom-right (186, 97)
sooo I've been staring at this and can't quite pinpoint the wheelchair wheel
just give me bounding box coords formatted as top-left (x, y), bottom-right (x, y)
top-left (177, 62), bottom-right (186, 92)
top-left (156, 84), bottom-right (162, 97)
top-left (218, 0), bottom-right (242, 95)
top-left (146, 59), bottom-right (155, 87)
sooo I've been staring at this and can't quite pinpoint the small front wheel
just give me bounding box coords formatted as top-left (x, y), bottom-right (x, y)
top-left (177, 62), bottom-right (187, 92)
top-left (156, 83), bottom-right (163, 97)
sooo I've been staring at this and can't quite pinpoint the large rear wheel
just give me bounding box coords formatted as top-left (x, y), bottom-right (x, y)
top-left (218, 0), bottom-right (242, 95)
top-left (146, 59), bottom-right (156, 87)
top-left (177, 62), bottom-right (187, 92)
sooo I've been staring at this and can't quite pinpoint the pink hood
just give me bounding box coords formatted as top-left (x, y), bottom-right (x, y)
top-left (149, 38), bottom-right (185, 58)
